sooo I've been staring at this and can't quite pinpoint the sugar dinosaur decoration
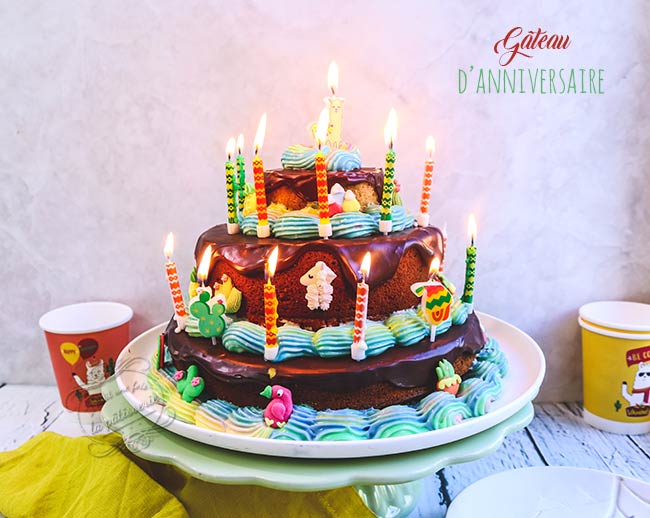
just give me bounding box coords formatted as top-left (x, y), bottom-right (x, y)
top-left (300, 261), bottom-right (337, 311)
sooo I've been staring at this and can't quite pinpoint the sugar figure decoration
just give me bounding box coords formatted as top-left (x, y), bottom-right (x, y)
top-left (410, 257), bottom-right (452, 342)
top-left (436, 359), bottom-right (462, 395)
top-left (189, 291), bottom-right (226, 345)
top-left (260, 384), bottom-right (293, 428)
top-left (300, 261), bottom-right (337, 311)
top-left (173, 365), bottom-right (205, 403)
top-left (189, 246), bottom-right (227, 344)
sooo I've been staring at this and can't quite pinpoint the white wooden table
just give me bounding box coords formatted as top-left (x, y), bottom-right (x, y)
top-left (1, 384), bottom-right (649, 518)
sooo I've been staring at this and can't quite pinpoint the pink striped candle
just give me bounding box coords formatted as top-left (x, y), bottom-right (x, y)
top-left (164, 233), bottom-right (187, 333)
top-left (351, 252), bottom-right (371, 361)
top-left (417, 136), bottom-right (436, 227)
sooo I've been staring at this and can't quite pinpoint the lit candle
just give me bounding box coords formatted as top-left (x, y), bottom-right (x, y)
top-left (225, 137), bottom-right (239, 234)
top-left (351, 252), bottom-right (371, 361)
top-left (315, 108), bottom-right (332, 239)
top-left (253, 114), bottom-right (270, 238)
top-left (462, 214), bottom-right (477, 308)
top-left (410, 257), bottom-right (453, 342)
top-left (236, 134), bottom-right (246, 213)
top-left (164, 233), bottom-right (187, 333)
top-left (190, 245), bottom-right (227, 345)
top-left (417, 136), bottom-right (436, 227)
top-left (379, 108), bottom-right (397, 235)
top-left (264, 246), bottom-right (280, 361)
top-left (196, 245), bottom-right (213, 298)
top-left (324, 61), bottom-right (344, 149)
top-left (439, 223), bottom-right (448, 272)
top-left (430, 256), bottom-right (456, 296)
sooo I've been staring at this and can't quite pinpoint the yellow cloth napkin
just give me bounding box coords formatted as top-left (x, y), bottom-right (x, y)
top-left (0, 432), bottom-right (373, 518)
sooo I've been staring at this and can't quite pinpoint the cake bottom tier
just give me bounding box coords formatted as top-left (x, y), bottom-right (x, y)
top-left (165, 312), bottom-right (487, 410)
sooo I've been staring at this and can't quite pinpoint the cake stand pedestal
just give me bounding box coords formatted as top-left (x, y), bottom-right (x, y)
top-left (101, 377), bottom-right (534, 518)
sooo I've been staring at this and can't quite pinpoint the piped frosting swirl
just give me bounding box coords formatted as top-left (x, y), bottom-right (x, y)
top-left (281, 145), bottom-right (362, 172)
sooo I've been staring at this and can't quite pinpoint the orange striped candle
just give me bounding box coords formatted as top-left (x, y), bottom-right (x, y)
top-left (264, 246), bottom-right (279, 361)
top-left (351, 252), bottom-right (371, 361)
top-left (315, 108), bottom-right (332, 238)
top-left (164, 233), bottom-right (187, 333)
top-left (417, 136), bottom-right (436, 227)
top-left (253, 113), bottom-right (270, 238)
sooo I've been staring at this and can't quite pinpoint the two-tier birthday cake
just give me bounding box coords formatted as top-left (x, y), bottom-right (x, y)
top-left (149, 63), bottom-right (508, 440)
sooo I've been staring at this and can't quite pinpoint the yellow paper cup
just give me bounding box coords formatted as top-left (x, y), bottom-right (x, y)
top-left (579, 301), bottom-right (650, 434)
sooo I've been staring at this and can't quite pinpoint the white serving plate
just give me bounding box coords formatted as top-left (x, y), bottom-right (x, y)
top-left (114, 312), bottom-right (545, 458)
top-left (447, 466), bottom-right (650, 518)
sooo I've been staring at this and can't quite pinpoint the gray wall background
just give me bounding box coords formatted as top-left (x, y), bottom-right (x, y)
top-left (2, 0), bottom-right (649, 401)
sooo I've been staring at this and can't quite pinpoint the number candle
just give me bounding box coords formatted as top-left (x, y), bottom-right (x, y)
top-left (351, 252), bottom-right (371, 361)
top-left (236, 133), bottom-right (246, 213)
top-left (264, 246), bottom-right (280, 361)
top-left (315, 108), bottom-right (332, 239)
top-left (439, 223), bottom-right (448, 272)
top-left (225, 137), bottom-right (239, 235)
top-left (164, 233), bottom-right (187, 333)
top-left (252, 114), bottom-right (270, 238)
top-left (417, 136), bottom-right (436, 227)
top-left (462, 214), bottom-right (477, 308)
top-left (324, 61), bottom-right (344, 149)
top-left (379, 108), bottom-right (397, 235)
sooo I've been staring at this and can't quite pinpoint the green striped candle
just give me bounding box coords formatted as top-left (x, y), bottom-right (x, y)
top-left (225, 137), bottom-right (239, 234)
top-left (379, 108), bottom-right (397, 235)
top-left (461, 214), bottom-right (477, 305)
top-left (236, 134), bottom-right (246, 212)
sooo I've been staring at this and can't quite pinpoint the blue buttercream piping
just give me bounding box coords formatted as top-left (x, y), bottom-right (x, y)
top-left (173, 337), bottom-right (509, 441)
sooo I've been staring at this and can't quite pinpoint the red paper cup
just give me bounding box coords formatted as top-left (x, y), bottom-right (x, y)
top-left (39, 302), bottom-right (133, 415)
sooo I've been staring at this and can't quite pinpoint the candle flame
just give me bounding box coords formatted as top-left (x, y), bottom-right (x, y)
top-left (384, 108), bottom-right (398, 148)
top-left (328, 61), bottom-right (339, 95)
top-left (226, 137), bottom-right (236, 159)
top-left (266, 246), bottom-right (279, 281)
top-left (428, 256), bottom-right (440, 278)
top-left (197, 245), bottom-right (213, 284)
top-left (236, 134), bottom-right (244, 155)
top-left (316, 108), bottom-right (329, 147)
top-left (360, 251), bottom-right (371, 279)
top-left (468, 213), bottom-right (477, 244)
top-left (426, 136), bottom-right (436, 158)
top-left (254, 113), bottom-right (267, 154)
top-left (164, 232), bottom-right (174, 259)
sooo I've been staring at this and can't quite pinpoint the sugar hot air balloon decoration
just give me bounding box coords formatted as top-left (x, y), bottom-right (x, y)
top-left (410, 257), bottom-right (453, 341)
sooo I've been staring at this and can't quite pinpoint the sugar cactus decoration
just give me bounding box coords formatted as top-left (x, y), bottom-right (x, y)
top-left (436, 359), bottom-right (462, 395)
top-left (173, 365), bottom-right (205, 403)
top-left (189, 291), bottom-right (226, 345)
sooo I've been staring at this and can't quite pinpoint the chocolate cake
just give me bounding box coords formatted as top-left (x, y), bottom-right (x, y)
top-left (151, 75), bottom-right (508, 440)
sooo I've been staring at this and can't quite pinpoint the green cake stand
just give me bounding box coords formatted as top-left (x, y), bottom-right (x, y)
top-left (101, 377), bottom-right (534, 518)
